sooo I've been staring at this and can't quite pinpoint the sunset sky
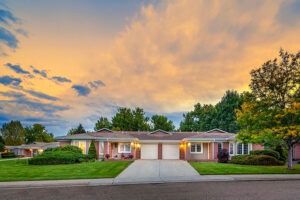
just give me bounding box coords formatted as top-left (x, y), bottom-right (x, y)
top-left (1, 0), bottom-right (300, 136)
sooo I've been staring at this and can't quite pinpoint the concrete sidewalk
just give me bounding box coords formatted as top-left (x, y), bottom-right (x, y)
top-left (1, 174), bottom-right (300, 189)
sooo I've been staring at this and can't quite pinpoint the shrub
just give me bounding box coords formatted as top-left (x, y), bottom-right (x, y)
top-left (1, 152), bottom-right (16, 159)
top-left (250, 150), bottom-right (280, 160)
top-left (127, 154), bottom-right (134, 159)
top-left (28, 151), bottom-right (89, 165)
top-left (231, 155), bottom-right (284, 166)
top-left (44, 145), bottom-right (82, 154)
top-left (217, 148), bottom-right (229, 163)
top-left (105, 154), bottom-right (110, 159)
top-left (88, 140), bottom-right (97, 159)
top-left (274, 146), bottom-right (288, 162)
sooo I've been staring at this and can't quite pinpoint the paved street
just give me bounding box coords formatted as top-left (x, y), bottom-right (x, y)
top-left (1, 180), bottom-right (300, 200)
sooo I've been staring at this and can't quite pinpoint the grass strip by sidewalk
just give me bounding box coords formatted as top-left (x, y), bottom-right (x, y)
top-left (0, 159), bottom-right (132, 182)
top-left (190, 162), bottom-right (300, 175)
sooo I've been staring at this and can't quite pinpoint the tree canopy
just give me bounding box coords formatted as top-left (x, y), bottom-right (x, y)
top-left (94, 117), bottom-right (112, 131)
top-left (0, 135), bottom-right (5, 152)
top-left (237, 49), bottom-right (300, 169)
top-left (151, 115), bottom-right (175, 131)
top-left (0, 120), bottom-right (25, 145)
top-left (112, 107), bottom-right (150, 131)
top-left (180, 90), bottom-right (243, 133)
top-left (68, 123), bottom-right (86, 135)
top-left (25, 124), bottom-right (55, 144)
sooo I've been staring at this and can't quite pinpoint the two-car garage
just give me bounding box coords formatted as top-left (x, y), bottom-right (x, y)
top-left (140, 144), bottom-right (179, 160)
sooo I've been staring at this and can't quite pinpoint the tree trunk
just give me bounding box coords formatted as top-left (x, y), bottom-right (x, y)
top-left (287, 145), bottom-right (293, 169)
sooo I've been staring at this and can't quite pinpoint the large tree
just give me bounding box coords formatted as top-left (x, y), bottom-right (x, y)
top-left (0, 120), bottom-right (25, 145)
top-left (25, 124), bottom-right (55, 144)
top-left (151, 115), bottom-right (175, 131)
top-left (68, 123), bottom-right (86, 135)
top-left (112, 107), bottom-right (150, 131)
top-left (237, 49), bottom-right (300, 169)
top-left (215, 90), bottom-right (244, 133)
top-left (94, 117), bottom-right (112, 131)
top-left (0, 135), bottom-right (5, 152)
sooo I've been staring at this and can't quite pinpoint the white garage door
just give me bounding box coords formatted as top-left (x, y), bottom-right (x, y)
top-left (141, 144), bottom-right (158, 159)
top-left (163, 144), bottom-right (179, 159)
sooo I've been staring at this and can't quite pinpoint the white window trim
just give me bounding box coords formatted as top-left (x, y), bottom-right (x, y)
top-left (190, 143), bottom-right (203, 154)
top-left (229, 142), bottom-right (234, 155)
top-left (236, 142), bottom-right (251, 155)
top-left (218, 142), bottom-right (223, 152)
top-left (118, 143), bottom-right (131, 153)
top-left (72, 140), bottom-right (87, 154)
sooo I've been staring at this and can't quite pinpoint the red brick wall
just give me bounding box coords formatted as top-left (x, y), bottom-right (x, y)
top-left (213, 142), bottom-right (219, 160)
top-left (294, 143), bottom-right (300, 160)
top-left (186, 144), bottom-right (191, 160)
top-left (180, 145), bottom-right (185, 160)
top-left (158, 143), bottom-right (162, 160)
top-left (59, 141), bottom-right (71, 146)
top-left (252, 143), bottom-right (264, 151)
top-left (223, 142), bottom-right (229, 150)
top-left (135, 147), bottom-right (141, 159)
top-left (94, 141), bottom-right (99, 158)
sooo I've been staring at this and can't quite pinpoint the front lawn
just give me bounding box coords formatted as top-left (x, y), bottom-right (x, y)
top-left (190, 162), bottom-right (300, 175)
top-left (0, 159), bottom-right (132, 181)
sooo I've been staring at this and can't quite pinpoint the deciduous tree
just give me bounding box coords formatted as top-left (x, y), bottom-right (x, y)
top-left (0, 120), bottom-right (25, 145)
top-left (151, 115), bottom-right (175, 131)
top-left (237, 49), bottom-right (300, 169)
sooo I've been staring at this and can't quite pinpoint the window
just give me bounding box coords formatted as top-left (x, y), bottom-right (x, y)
top-left (73, 141), bottom-right (86, 154)
top-left (229, 143), bottom-right (234, 155)
top-left (190, 143), bottom-right (203, 153)
top-left (118, 143), bottom-right (131, 153)
top-left (237, 143), bottom-right (249, 155)
top-left (218, 142), bottom-right (222, 152)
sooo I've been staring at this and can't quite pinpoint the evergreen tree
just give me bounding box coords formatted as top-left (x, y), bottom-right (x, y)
top-left (151, 115), bottom-right (175, 131)
top-left (88, 140), bottom-right (97, 159)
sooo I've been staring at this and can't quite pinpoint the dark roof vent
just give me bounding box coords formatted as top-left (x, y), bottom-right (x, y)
top-left (206, 128), bottom-right (227, 133)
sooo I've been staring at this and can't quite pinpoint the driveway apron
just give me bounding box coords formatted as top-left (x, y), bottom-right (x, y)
top-left (114, 160), bottom-right (201, 183)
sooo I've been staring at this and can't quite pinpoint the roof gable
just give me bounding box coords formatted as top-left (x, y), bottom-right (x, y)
top-left (206, 128), bottom-right (227, 133)
top-left (96, 128), bottom-right (113, 133)
top-left (148, 129), bottom-right (173, 136)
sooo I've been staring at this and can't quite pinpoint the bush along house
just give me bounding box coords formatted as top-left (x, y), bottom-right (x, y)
top-left (55, 128), bottom-right (268, 161)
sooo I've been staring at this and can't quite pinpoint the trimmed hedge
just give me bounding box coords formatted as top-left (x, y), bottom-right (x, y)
top-left (231, 155), bottom-right (284, 166)
top-left (44, 145), bottom-right (82, 154)
top-left (28, 151), bottom-right (90, 165)
top-left (1, 152), bottom-right (16, 159)
top-left (250, 150), bottom-right (280, 160)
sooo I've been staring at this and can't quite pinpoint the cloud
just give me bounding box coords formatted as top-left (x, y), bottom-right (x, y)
top-left (24, 89), bottom-right (59, 101)
top-left (72, 85), bottom-right (91, 96)
top-left (5, 63), bottom-right (30, 74)
top-left (0, 8), bottom-right (17, 25)
top-left (88, 80), bottom-right (105, 89)
top-left (0, 91), bottom-right (25, 98)
top-left (32, 67), bottom-right (48, 78)
top-left (52, 76), bottom-right (72, 83)
top-left (0, 76), bottom-right (22, 86)
top-left (0, 27), bottom-right (18, 49)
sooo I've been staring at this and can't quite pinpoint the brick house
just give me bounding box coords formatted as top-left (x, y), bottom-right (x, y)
top-left (56, 128), bottom-right (266, 161)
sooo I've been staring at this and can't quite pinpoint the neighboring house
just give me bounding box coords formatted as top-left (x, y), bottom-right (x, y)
top-left (56, 128), bottom-right (265, 161)
top-left (5, 142), bottom-right (60, 157)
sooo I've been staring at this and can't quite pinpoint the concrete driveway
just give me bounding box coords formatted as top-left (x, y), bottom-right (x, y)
top-left (114, 160), bottom-right (201, 184)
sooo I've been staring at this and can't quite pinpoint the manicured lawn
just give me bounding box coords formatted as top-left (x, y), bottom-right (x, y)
top-left (0, 159), bottom-right (132, 181)
top-left (190, 162), bottom-right (300, 175)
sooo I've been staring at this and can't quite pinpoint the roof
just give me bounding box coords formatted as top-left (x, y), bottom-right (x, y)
top-left (56, 129), bottom-right (236, 141)
top-left (6, 142), bottom-right (60, 150)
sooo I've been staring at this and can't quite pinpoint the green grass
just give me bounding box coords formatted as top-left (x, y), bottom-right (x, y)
top-left (190, 162), bottom-right (300, 175)
top-left (0, 159), bottom-right (132, 181)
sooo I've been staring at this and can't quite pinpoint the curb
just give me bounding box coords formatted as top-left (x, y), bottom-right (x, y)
top-left (1, 175), bottom-right (300, 189)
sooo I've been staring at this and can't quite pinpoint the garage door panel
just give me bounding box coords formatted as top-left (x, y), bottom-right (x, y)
top-left (141, 144), bottom-right (158, 159)
top-left (163, 144), bottom-right (179, 159)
